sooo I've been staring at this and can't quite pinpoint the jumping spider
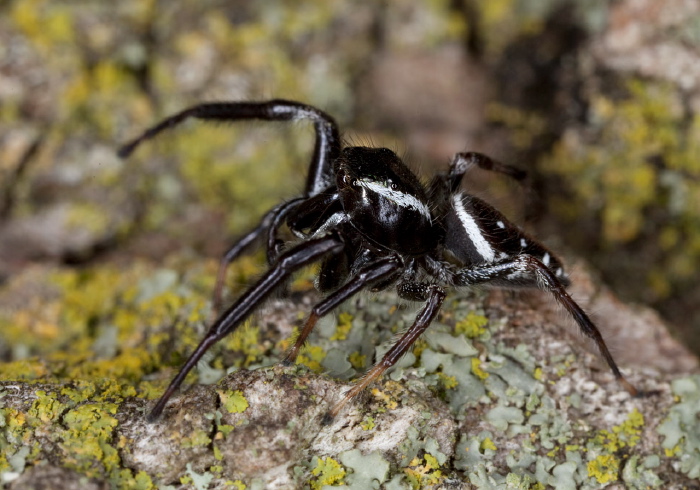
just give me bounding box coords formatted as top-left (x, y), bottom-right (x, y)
top-left (119, 99), bottom-right (637, 421)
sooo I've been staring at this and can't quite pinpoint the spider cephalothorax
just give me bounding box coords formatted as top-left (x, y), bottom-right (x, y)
top-left (119, 99), bottom-right (637, 421)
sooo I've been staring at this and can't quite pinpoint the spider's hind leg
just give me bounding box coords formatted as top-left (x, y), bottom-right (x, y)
top-left (455, 255), bottom-right (638, 396)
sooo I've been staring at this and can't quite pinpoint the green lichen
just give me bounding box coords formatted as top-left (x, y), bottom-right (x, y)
top-left (657, 376), bottom-right (700, 479)
top-left (337, 449), bottom-right (391, 489)
top-left (184, 463), bottom-right (215, 490)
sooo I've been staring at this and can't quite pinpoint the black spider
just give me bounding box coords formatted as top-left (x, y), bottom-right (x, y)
top-left (119, 99), bottom-right (637, 421)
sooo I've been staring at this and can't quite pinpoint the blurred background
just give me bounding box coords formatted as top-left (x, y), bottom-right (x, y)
top-left (1, 0), bottom-right (699, 362)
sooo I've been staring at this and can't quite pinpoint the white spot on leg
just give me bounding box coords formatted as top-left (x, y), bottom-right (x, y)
top-left (497, 220), bottom-right (505, 228)
top-left (520, 238), bottom-right (527, 248)
top-left (452, 195), bottom-right (495, 262)
top-left (542, 253), bottom-right (550, 266)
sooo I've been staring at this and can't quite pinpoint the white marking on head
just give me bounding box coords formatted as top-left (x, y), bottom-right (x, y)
top-left (542, 252), bottom-right (550, 266)
top-left (520, 238), bottom-right (527, 248)
top-left (497, 220), bottom-right (505, 228)
top-left (357, 179), bottom-right (432, 221)
top-left (452, 195), bottom-right (495, 262)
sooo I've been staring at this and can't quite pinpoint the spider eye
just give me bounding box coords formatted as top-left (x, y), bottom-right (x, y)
top-left (390, 183), bottom-right (398, 191)
top-left (351, 179), bottom-right (359, 187)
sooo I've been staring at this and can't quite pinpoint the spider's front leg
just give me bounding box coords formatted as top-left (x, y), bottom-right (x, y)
top-left (118, 100), bottom-right (342, 313)
top-left (453, 255), bottom-right (638, 396)
top-left (325, 282), bottom-right (446, 422)
top-left (211, 197), bottom-right (304, 315)
top-left (282, 254), bottom-right (403, 365)
top-left (147, 233), bottom-right (344, 421)
top-left (119, 99), bottom-right (341, 195)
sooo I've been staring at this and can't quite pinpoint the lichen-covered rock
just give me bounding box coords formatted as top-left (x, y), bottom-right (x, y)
top-left (1, 259), bottom-right (698, 488)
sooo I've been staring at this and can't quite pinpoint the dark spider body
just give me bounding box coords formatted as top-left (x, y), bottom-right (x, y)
top-left (119, 99), bottom-right (637, 421)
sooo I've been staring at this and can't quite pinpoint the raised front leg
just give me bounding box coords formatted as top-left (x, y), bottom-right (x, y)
top-left (118, 100), bottom-right (341, 197)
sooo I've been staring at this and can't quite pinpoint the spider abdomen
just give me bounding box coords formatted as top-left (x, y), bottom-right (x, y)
top-left (444, 193), bottom-right (569, 285)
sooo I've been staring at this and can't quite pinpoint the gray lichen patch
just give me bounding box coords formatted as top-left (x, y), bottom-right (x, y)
top-left (2, 257), bottom-right (699, 488)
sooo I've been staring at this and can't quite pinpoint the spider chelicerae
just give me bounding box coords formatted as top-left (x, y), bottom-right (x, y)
top-left (119, 99), bottom-right (637, 421)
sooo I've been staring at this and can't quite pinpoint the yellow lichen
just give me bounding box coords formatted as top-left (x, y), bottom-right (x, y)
top-left (437, 372), bottom-right (459, 390)
top-left (180, 429), bottom-right (212, 449)
top-left (296, 345), bottom-right (326, 373)
top-left (471, 357), bottom-right (489, 380)
top-left (348, 351), bottom-right (366, 370)
top-left (360, 416), bottom-right (376, 431)
top-left (591, 408), bottom-right (645, 452)
top-left (371, 387), bottom-right (399, 411)
top-left (587, 454), bottom-right (620, 484)
top-left (218, 389), bottom-right (249, 414)
top-left (330, 312), bottom-right (353, 341)
top-left (60, 403), bottom-right (120, 477)
top-left (455, 312), bottom-right (489, 338)
top-left (223, 325), bottom-right (264, 368)
top-left (584, 408), bottom-right (645, 484)
top-left (27, 390), bottom-right (67, 424)
top-left (309, 456), bottom-right (346, 489)
top-left (404, 454), bottom-right (443, 489)
top-left (480, 437), bottom-right (497, 452)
